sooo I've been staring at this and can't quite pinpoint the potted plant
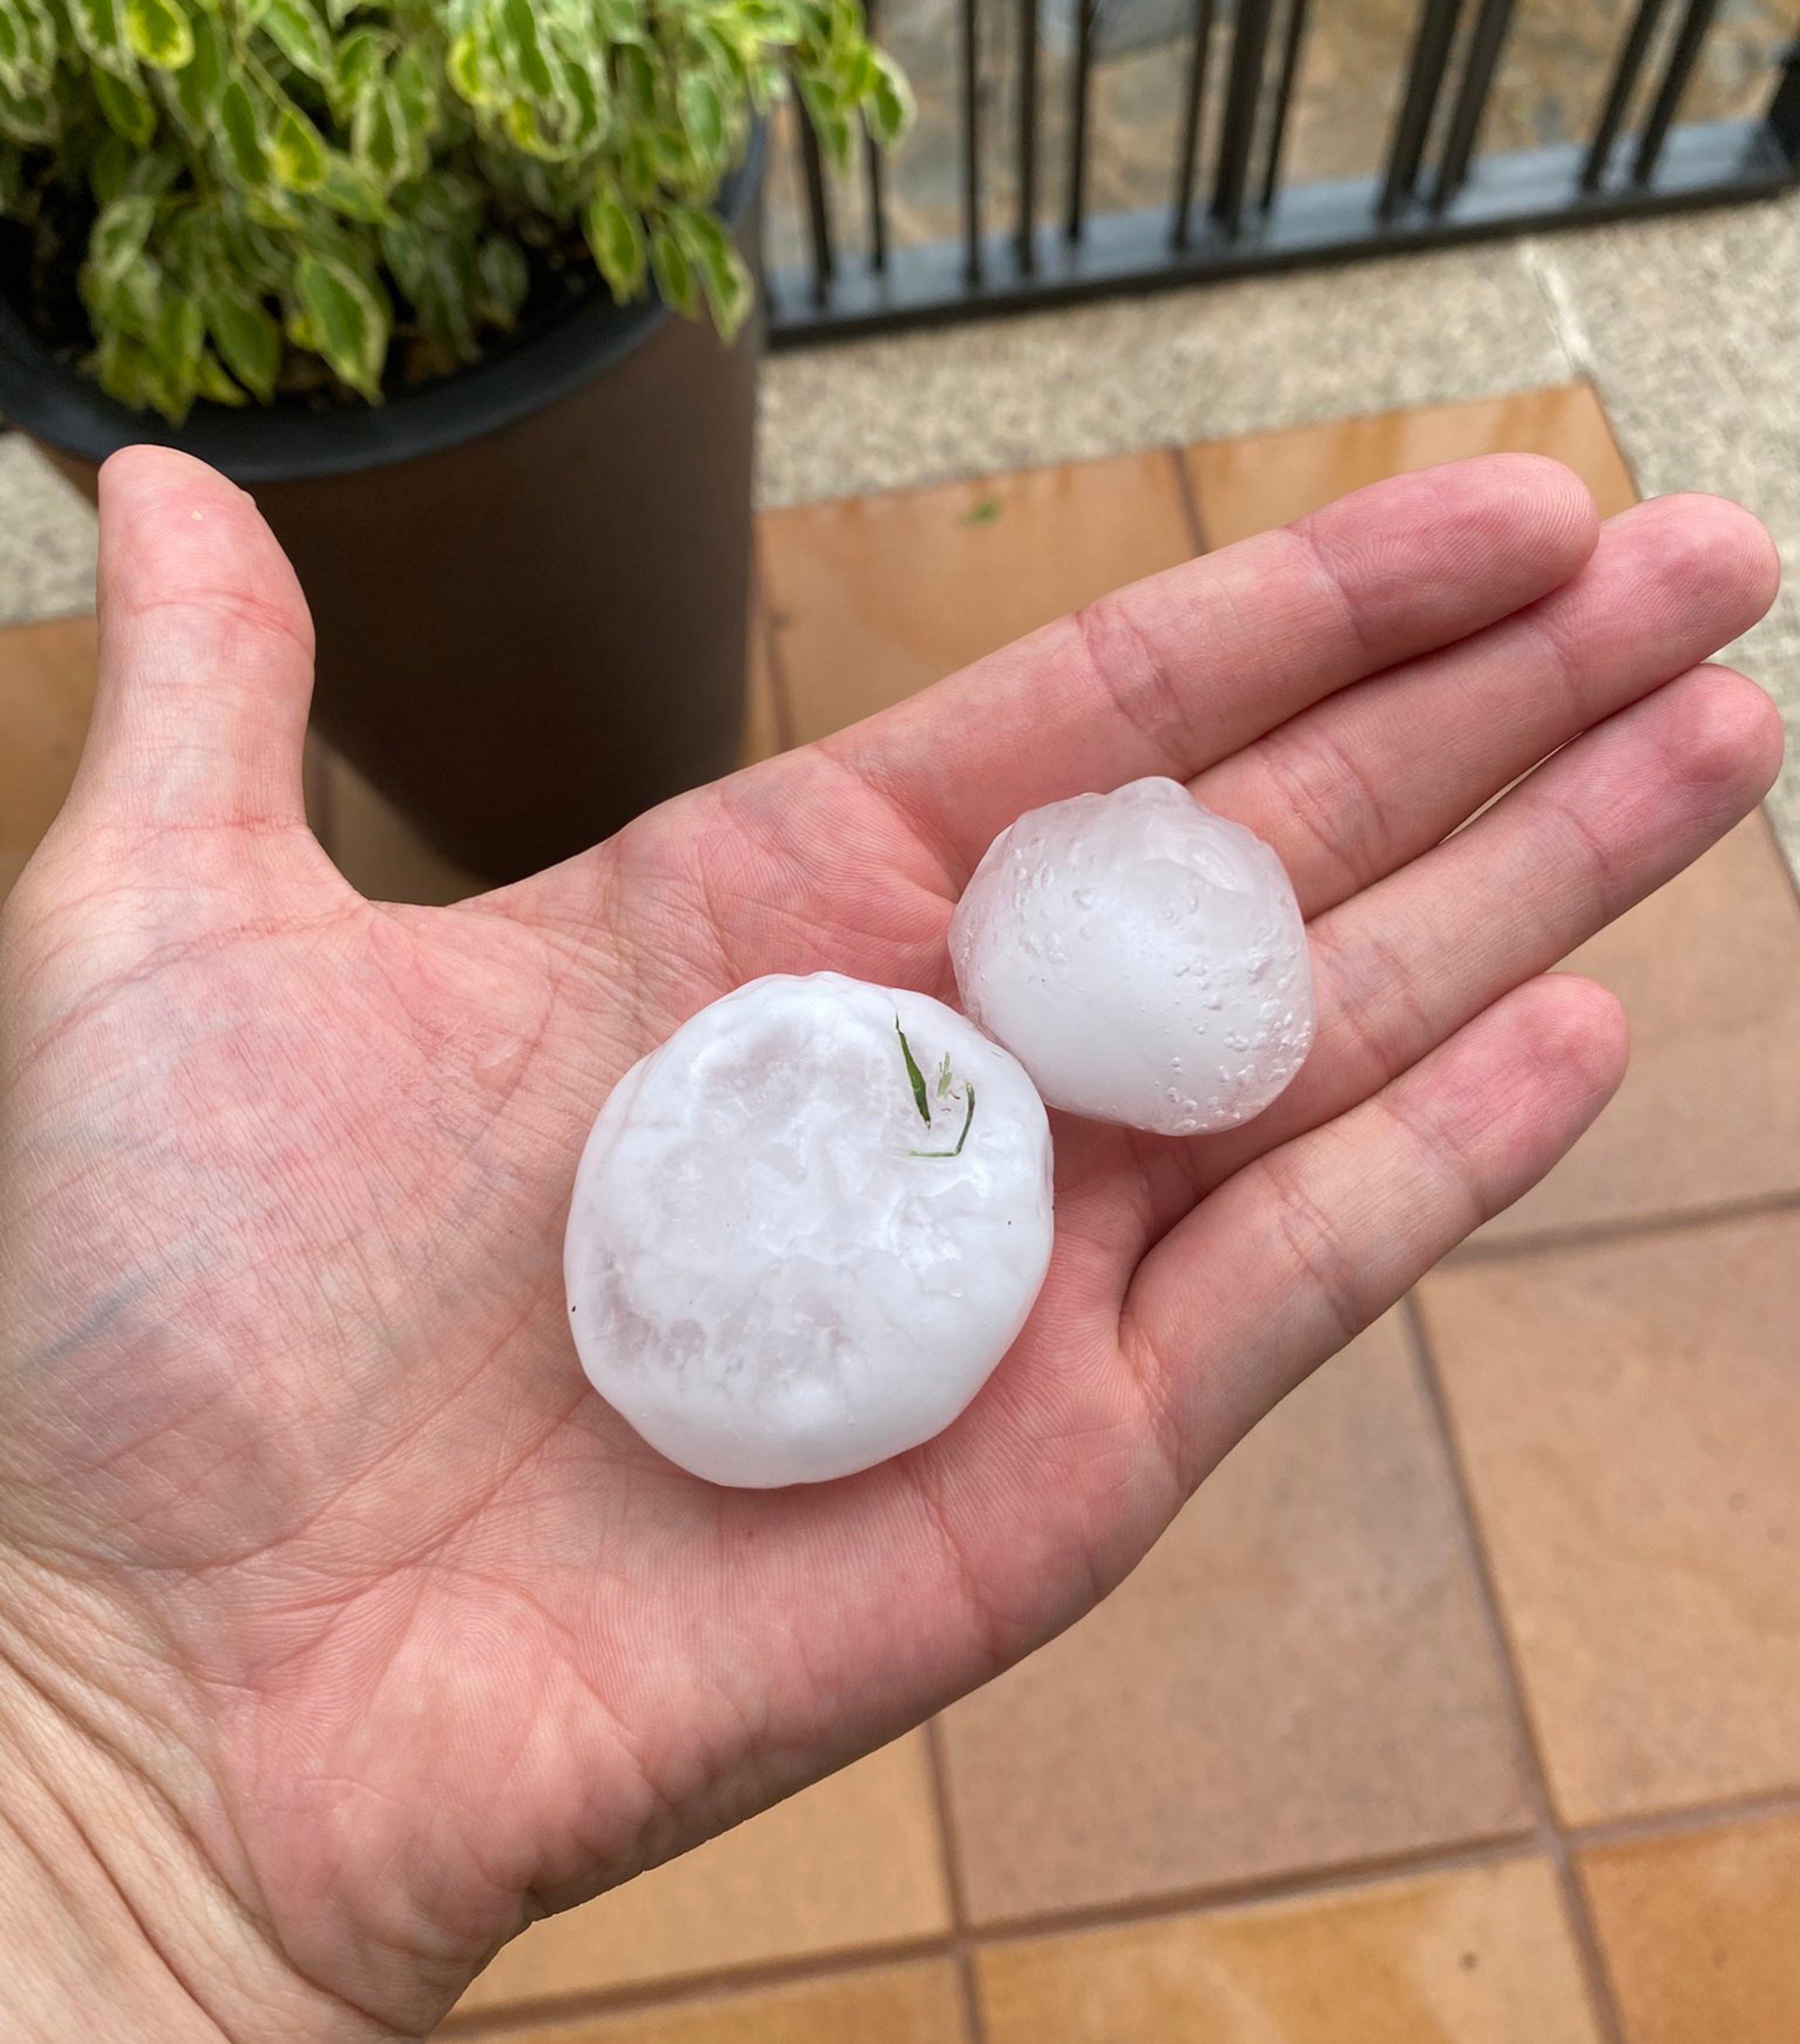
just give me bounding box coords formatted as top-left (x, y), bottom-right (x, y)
top-left (0, 0), bottom-right (908, 877)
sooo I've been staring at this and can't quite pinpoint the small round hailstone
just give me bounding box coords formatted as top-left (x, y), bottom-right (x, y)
top-left (949, 776), bottom-right (1315, 1136)
top-left (565, 972), bottom-right (1054, 1488)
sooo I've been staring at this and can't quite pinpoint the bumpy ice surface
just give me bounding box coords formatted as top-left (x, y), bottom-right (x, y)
top-left (950, 777), bottom-right (1315, 1135)
top-left (565, 973), bottom-right (1055, 1487)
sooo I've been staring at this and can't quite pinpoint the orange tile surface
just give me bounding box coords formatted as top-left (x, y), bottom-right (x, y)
top-left (457, 1960), bottom-right (968, 2044)
top-left (454, 1737), bottom-right (950, 2016)
top-left (976, 1858), bottom-right (1602, 2044)
top-left (758, 451), bottom-right (1197, 745)
top-left (938, 1315), bottom-right (1532, 1923)
top-left (1420, 1211), bottom-right (1800, 1825)
top-left (1579, 1814), bottom-right (1800, 2044)
top-left (0, 615), bottom-right (95, 899)
top-left (1185, 384), bottom-right (1639, 539)
top-left (1474, 816), bottom-right (1800, 1240)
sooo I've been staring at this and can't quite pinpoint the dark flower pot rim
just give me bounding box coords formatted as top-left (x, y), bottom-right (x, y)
top-left (0, 128), bottom-right (763, 484)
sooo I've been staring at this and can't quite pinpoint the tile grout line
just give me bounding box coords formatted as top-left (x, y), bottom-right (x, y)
top-left (1400, 1293), bottom-right (1629, 2044)
top-left (1166, 442), bottom-right (1210, 557)
top-left (1570, 1781), bottom-right (1800, 1853)
top-left (922, 1714), bottom-right (989, 2044)
top-left (1449, 1185), bottom-right (1800, 1267)
top-left (439, 1772), bottom-right (1800, 2039)
top-left (436, 1934), bottom-right (961, 2039)
top-left (437, 1826), bottom-right (1554, 2038)
top-left (748, 542), bottom-right (798, 753)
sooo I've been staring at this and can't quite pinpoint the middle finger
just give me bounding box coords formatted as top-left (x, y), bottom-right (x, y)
top-left (1190, 493), bottom-right (1778, 919)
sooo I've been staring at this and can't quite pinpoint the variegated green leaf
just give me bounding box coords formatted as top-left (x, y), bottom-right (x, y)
top-left (193, 347), bottom-right (250, 404)
top-left (679, 70), bottom-right (722, 161)
top-left (670, 202), bottom-right (750, 339)
top-left (202, 281), bottom-right (280, 397)
top-left (269, 100), bottom-right (327, 188)
top-left (86, 191), bottom-right (156, 281)
top-left (258, 0), bottom-right (332, 80)
top-left (123, 0), bottom-right (193, 70)
top-left (93, 61), bottom-right (157, 142)
top-left (476, 231), bottom-right (526, 324)
top-left (216, 75), bottom-right (266, 182)
top-left (328, 23), bottom-right (388, 117)
top-left (647, 218), bottom-right (696, 317)
top-left (390, 41), bottom-right (439, 143)
top-left (445, 28), bottom-right (490, 105)
top-left (582, 183), bottom-right (644, 298)
top-left (864, 48), bottom-right (911, 145)
top-left (498, 0), bottom-right (552, 96)
top-left (319, 150), bottom-right (392, 220)
top-left (0, 78), bottom-right (59, 143)
top-left (292, 248), bottom-right (388, 398)
top-left (66, 0), bottom-right (127, 59)
top-left (350, 75), bottom-right (403, 180)
top-left (156, 287), bottom-right (205, 382)
top-left (1, 0), bottom-right (58, 93)
top-left (169, 10), bottom-right (225, 135)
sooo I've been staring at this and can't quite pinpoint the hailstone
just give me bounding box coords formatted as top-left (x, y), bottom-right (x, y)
top-left (949, 776), bottom-right (1314, 1135)
top-left (564, 972), bottom-right (1054, 1488)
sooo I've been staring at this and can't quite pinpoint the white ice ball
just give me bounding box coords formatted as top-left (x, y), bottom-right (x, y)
top-left (565, 972), bottom-right (1054, 1488)
top-left (949, 776), bottom-right (1315, 1135)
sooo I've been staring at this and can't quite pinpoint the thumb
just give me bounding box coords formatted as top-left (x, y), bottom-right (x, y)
top-left (72, 445), bottom-right (316, 833)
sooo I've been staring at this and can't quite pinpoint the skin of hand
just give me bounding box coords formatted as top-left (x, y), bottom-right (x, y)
top-left (0, 446), bottom-right (1782, 2042)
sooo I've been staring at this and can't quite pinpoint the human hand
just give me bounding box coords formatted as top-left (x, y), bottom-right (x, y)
top-left (0, 447), bottom-right (1780, 2041)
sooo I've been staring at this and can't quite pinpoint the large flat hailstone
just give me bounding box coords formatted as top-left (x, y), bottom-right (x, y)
top-left (950, 777), bottom-right (1315, 1135)
top-left (565, 973), bottom-right (1054, 1488)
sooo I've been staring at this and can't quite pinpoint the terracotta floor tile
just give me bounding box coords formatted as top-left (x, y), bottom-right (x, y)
top-left (1578, 1812), bottom-right (1800, 2044)
top-left (1184, 384), bottom-right (1638, 542)
top-left (1419, 1211), bottom-right (1800, 1825)
top-left (976, 1857), bottom-right (1602, 2044)
top-left (447, 1960), bottom-right (968, 2044)
top-left (758, 451), bottom-right (1197, 745)
top-left (453, 1736), bottom-right (950, 2016)
top-left (937, 1314), bottom-right (1533, 1923)
top-left (1474, 817), bottom-right (1800, 1241)
top-left (0, 616), bottom-right (96, 900)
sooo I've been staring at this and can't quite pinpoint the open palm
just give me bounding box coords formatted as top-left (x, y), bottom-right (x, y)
top-left (0, 447), bottom-right (1781, 2042)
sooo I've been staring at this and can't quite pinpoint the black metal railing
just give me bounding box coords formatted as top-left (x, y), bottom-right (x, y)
top-left (766, 0), bottom-right (1800, 342)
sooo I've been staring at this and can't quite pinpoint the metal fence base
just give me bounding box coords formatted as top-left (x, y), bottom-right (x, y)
top-left (769, 116), bottom-right (1797, 345)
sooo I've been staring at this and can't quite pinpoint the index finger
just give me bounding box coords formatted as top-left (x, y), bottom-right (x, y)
top-left (823, 454), bottom-right (1598, 884)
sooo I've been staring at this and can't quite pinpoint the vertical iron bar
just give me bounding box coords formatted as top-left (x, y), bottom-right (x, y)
top-left (862, 0), bottom-right (888, 269)
top-left (1633, 0), bottom-right (1722, 183)
top-left (1259, 0), bottom-right (1311, 212)
top-left (961, 0), bottom-right (982, 279)
top-left (1017, 0), bottom-right (1039, 268)
top-left (1212, 0), bottom-right (1275, 233)
top-left (1065, 0), bottom-right (1095, 241)
top-left (1431, 0), bottom-right (1518, 208)
top-left (1172, 0), bottom-right (1216, 246)
top-left (796, 105), bottom-right (834, 305)
top-left (1379, 0), bottom-right (1465, 219)
top-left (1581, 0), bottom-right (1669, 189)
top-left (1771, 35), bottom-right (1800, 161)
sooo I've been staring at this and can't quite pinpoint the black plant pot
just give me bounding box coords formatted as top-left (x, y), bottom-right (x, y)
top-left (0, 135), bottom-right (763, 883)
